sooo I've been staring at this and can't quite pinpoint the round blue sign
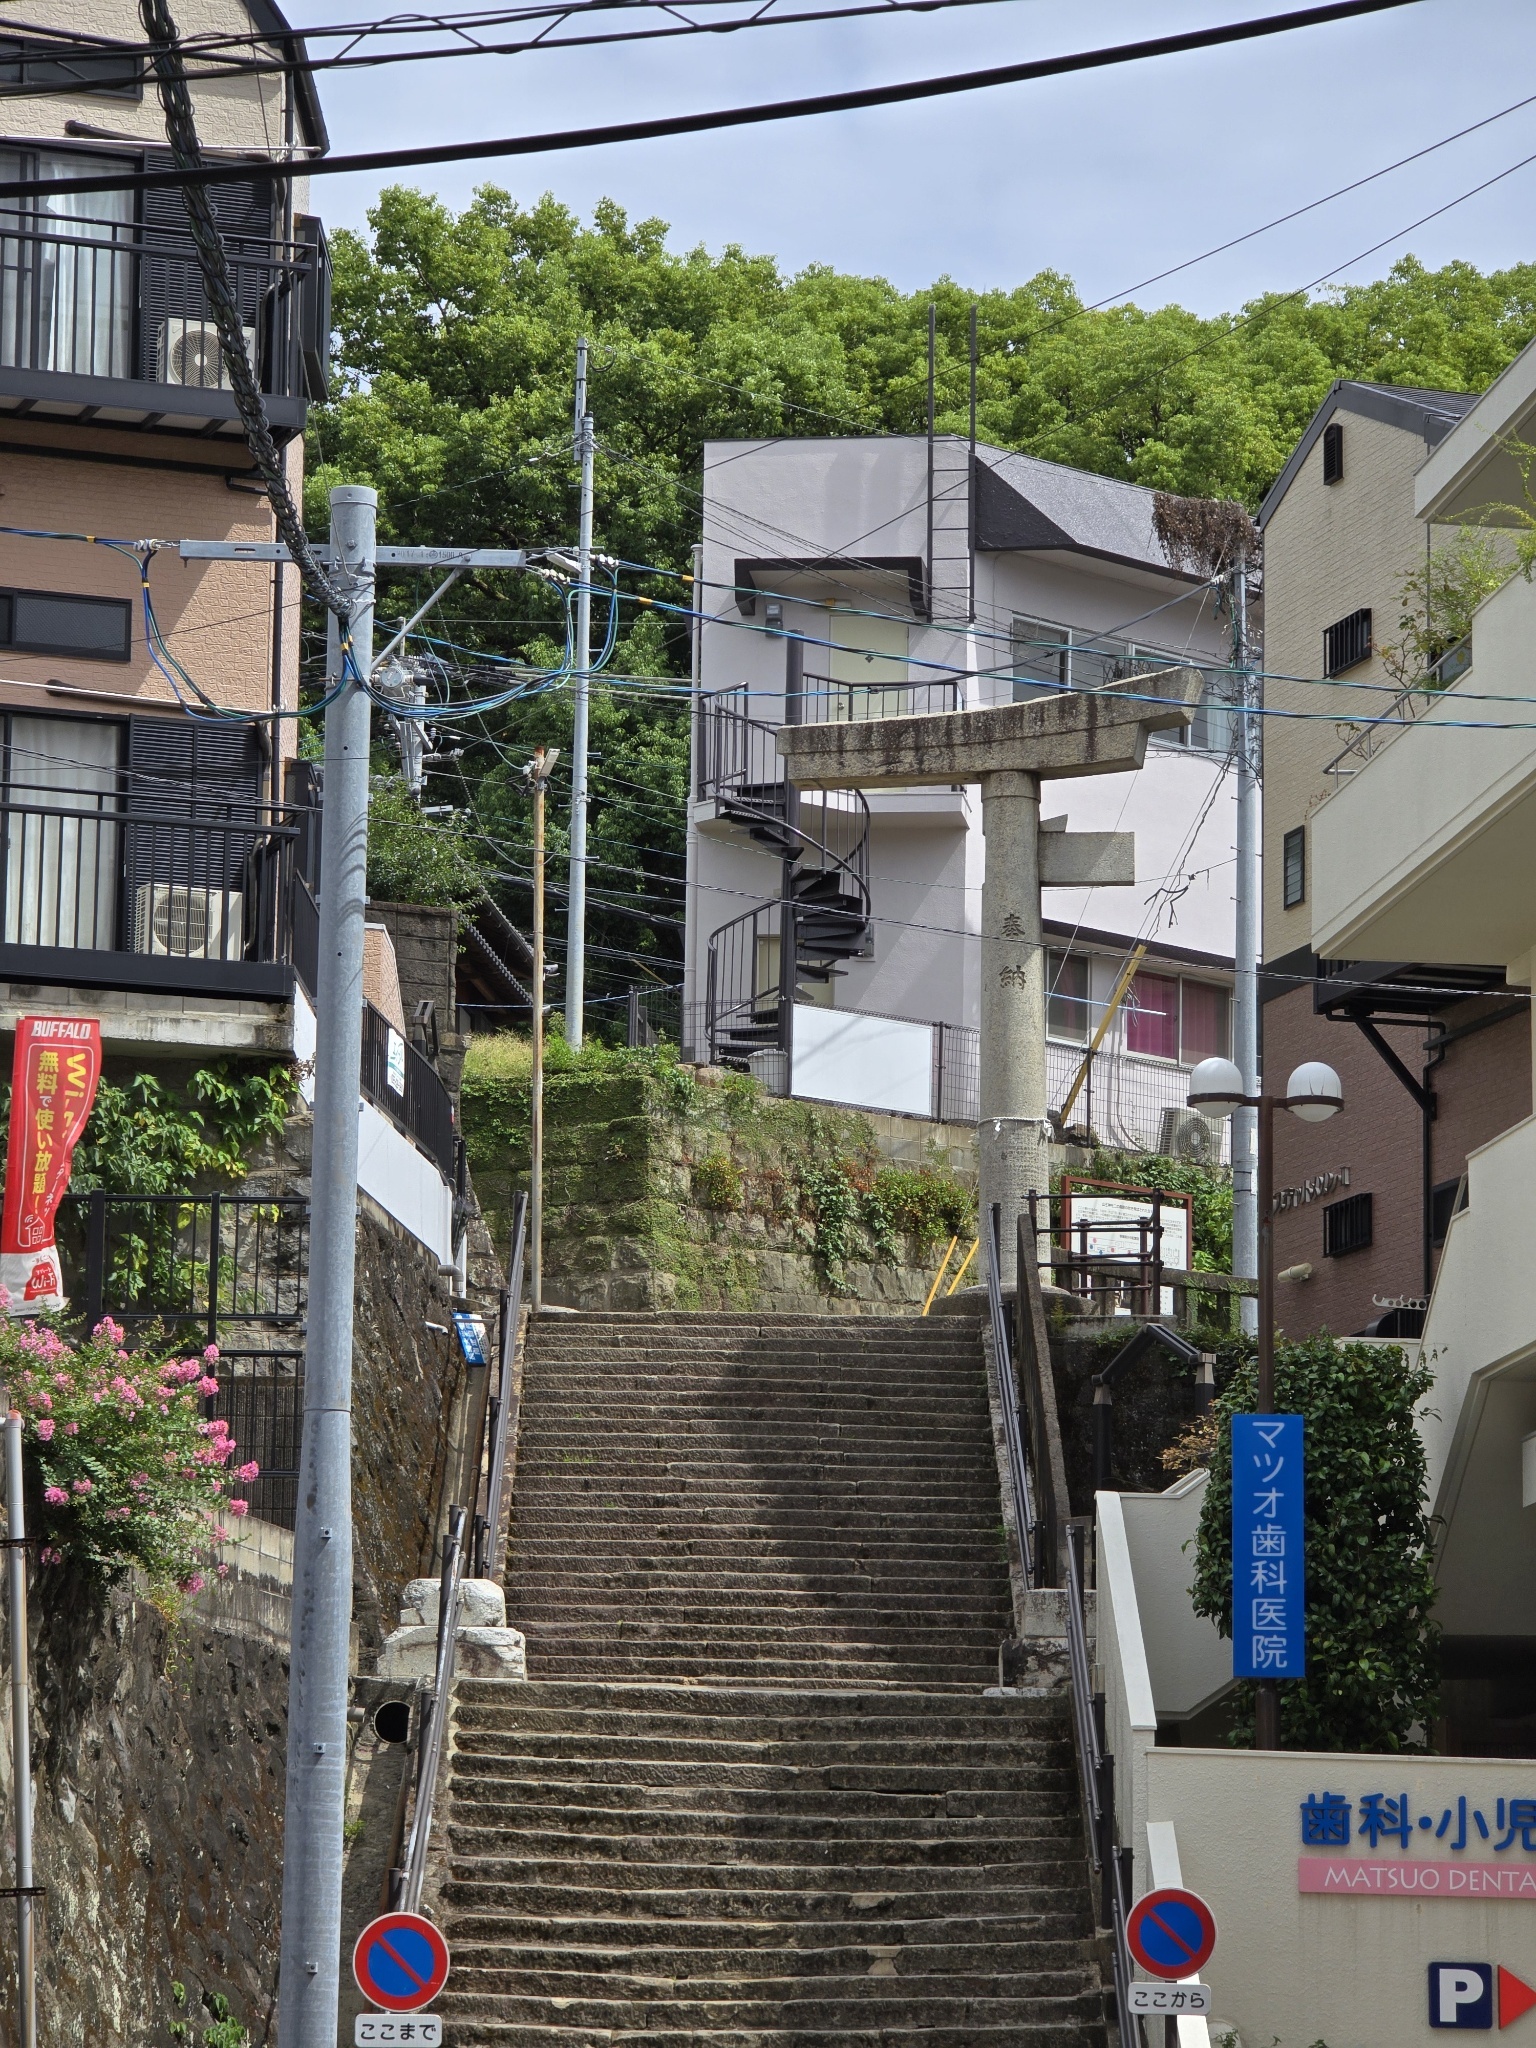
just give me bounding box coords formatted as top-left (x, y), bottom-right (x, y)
top-left (353, 1912), bottom-right (450, 2011)
top-left (1125, 1888), bottom-right (1217, 1981)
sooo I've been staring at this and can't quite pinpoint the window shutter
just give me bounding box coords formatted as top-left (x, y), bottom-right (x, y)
top-left (126, 716), bottom-right (263, 894)
top-left (1283, 826), bottom-right (1306, 908)
top-left (1323, 1191), bottom-right (1372, 1257)
top-left (1323, 608), bottom-right (1372, 677)
top-left (139, 159), bottom-right (276, 386)
top-left (1322, 420), bottom-right (1343, 485)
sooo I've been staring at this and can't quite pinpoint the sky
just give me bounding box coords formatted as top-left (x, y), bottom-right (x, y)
top-left (286, 0), bottom-right (1536, 314)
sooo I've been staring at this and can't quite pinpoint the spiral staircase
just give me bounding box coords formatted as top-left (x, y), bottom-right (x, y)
top-left (699, 686), bottom-right (873, 1072)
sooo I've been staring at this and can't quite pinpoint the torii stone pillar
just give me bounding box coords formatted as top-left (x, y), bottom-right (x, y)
top-left (777, 670), bottom-right (1203, 1281)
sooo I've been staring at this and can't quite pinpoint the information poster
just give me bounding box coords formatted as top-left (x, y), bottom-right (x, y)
top-left (0, 1016), bottom-right (102, 1312)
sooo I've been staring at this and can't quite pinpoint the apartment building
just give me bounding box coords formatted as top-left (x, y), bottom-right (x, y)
top-left (1257, 379), bottom-right (1528, 1336)
top-left (0, 9), bottom-right (459, 1264)
top-left (1305, 333), bottom-right (1536, 1746)
top-left (684, 434), bottom-right (1238, 1148)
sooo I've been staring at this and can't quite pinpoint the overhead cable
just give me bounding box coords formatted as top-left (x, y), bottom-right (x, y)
top-left (0, 0), bottom-right (1423, 202)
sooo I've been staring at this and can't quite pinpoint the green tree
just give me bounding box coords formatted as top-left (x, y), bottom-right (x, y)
top-left (1191, 1333), bottom-right (1439, 1752)
top-left (307, 194), bottom-right (1536, 1002)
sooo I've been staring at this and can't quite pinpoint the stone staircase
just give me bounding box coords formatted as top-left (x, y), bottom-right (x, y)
top-left (437, 1310), bottom-right (1110, 2046)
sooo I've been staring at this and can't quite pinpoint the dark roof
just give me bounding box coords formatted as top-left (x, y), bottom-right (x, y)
top-left (976, 446), bottom-right (1197, 582)
top-left (1257, 380), bottom-right (1478, 529)
top-left (1043, 918), bottom-right (1233, 975)
top-left (246, 0), bottom-right (328, 156)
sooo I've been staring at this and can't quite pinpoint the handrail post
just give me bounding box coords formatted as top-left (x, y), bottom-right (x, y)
top-left (85, 1190), bottom-right (107, 1330)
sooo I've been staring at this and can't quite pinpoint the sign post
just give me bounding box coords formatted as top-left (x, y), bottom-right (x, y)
top-left (1232, 1413), bottom-right (1305, 1691)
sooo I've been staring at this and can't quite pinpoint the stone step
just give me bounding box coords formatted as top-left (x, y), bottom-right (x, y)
top-left (447, 1796), bottom-right (1075, 1841)
top-left (438, 1988), bottom-right (1106, 2029)
top-left (453, 1703), bottom-right (1064, 1741)
top-left (450, 1757), bottom-right (1057, 1793)
top-left (446, 1936), bottom-right (1097, 1978)
top-left (511, 1626), bottom-right (1006, 1654)
top-left (519, 1660), bottom-right (999, 1686)
top-left (445, 1874), bottom-right (1088, 1917)
top-left (498, 1567), bottom-right (1014, 1594)
top-left (446, 1783), bottom-right (1076, 1822)
top-left (506, 1537), bottom-right (1006, 1562)
top-left (443, 1909), bottom-right (1094, 1950)
top-left (447, 1820), bottom-right (1083, 1865)
top-left (438, 2023), bottom-right (1105, 2048)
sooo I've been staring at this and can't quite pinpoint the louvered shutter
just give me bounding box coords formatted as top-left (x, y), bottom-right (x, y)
top-left (138, 159), bottom-right (276, 387)
top-left (125, 716), bottom-right (263, 897)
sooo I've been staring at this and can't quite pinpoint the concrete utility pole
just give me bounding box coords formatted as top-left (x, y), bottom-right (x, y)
top-left (1232, 548), bottom-right (1260, 1336)
top-left (777, 673), bottom-right (1203, 1280)
top-left (565, 338), bottom-right (596, 1051)
top-left (528, 745), bottom-right (558, 1307)
top-left (278, 481), bottom-right (374, 2048)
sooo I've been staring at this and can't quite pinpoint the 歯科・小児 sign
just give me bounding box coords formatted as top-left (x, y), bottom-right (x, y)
top-left (1231, 1413), bottom-right (1304, 1680)
top-left (1298, 1787), bottom-right (1536, 1899)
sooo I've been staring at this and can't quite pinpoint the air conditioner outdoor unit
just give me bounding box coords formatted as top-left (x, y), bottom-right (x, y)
top-left (158, 317), bottom-right (256, 391)
top-left (133, 884), bottom-right (244, 961)
top-left (1158, 1104), bottom-right (1221, 1165)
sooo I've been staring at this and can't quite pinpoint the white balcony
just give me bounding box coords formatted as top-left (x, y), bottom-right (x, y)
top-left (1311, 570), bottom-right (1536, 972)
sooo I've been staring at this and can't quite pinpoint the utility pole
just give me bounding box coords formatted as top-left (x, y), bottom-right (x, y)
top-left (177, 515), bottom-right (531, 2043)
top-left (565, 338), bottom-right (596, 1051)
top-left (6, 1409), bottom-right (35, 2048)
top-left (278, 482), bottom-right (374, 2048)
top-left (1232, 545), bottom-right (1259, 1338)
top-left (528, 745), bottom-right (558, 1308)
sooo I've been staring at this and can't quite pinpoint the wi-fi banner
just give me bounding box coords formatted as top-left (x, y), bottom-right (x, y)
top-left (0, 1017), bottom-right (102, 1314)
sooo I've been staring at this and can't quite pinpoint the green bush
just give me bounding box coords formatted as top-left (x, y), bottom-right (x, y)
top-left (868, 1166), bottom-right (974, 1251)
top-left (693, 1154), bottom-right (742, 1211)
top-left (1191, 1332), bottom-right (1438, 1752)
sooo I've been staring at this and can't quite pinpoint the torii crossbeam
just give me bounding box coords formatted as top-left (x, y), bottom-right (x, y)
top-left (777, 670), bottom-right (1203, 1278)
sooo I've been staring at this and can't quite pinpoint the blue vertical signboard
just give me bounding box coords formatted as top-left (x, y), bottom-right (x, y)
top-left (1232, 1414), bottom-right (1305, 1679)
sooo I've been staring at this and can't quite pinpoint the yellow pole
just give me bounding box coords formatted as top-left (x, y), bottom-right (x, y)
top-left (921, 1235), bottom-right (958, 1317)
top-left (1059, 942), bottom-right (1148, 1129)
top-left (945, 1238), bottom-right (979, 1295)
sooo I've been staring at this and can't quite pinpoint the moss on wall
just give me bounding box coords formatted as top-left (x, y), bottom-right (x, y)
top-left (461, 1037), bottom-right (976, 1314)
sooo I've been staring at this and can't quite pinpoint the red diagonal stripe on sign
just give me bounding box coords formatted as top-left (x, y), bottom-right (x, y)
top-left (375, 1935), bottom-right (433, 1994)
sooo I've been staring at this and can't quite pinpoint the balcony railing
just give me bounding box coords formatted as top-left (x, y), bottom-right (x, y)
top-left (0, 203), bottom-right (327, 434)
top-left (796, 672), bottom-right (960, 722)
top-left (0, 784), bottom-right (297, 999)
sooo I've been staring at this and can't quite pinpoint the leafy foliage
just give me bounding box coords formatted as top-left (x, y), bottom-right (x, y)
top-left (1191, 1333), bottom-right (1439, 1753)
top-left (367, 773), bottom-right (492, 908)
top-left (7, 1316), bottom-right (258, 1599)
top-left (310, 192), bottom-right (1536, 1004)
top-left (692, 1153), bottom-right (742, 1211)
top-left (1377, 531), bottom-right (1512, 690)
top-left (867, 1166), bottom-right (974, 1251)
top-left (70, 1064), bottom-right (295, 1199)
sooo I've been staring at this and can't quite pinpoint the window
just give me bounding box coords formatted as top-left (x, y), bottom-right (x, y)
top-left (1047, 951), bottom-right (1090, 1042)
top-left (1431, 1176), bottom-right (1466, 1247)
top-left (1012, 615), bottom-right (1070, 698)
top-left (1283, 826), bottom-right (1306, 909)
top-left (1323, 1191), bottom-right (1373, 1257)
top-left (1125, 971), bottom-right (1180, 1061)
top-left (1180, 981), bottom-right (1230, 1064)
top-left (1324, 608), bottom-right (1373, 677)
top-left (1322, 420), bottom-right (1343, 486)
top-left (0, 38), bottom-right (142, 99)
top-left (0, 149), bottom-right (135, 379)
top-left (0, 587), bottom-right (131, 662)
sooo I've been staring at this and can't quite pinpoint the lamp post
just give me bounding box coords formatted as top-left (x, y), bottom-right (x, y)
top-left (1186, 1054), bottom-right (1343, 1749)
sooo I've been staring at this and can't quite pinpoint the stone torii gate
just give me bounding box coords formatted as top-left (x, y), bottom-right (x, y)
top-left (777, 669), bottom-right (1204, 1280)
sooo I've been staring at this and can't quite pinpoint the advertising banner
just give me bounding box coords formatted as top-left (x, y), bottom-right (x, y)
top-left (0, 1016), bottom-right (102, 1312)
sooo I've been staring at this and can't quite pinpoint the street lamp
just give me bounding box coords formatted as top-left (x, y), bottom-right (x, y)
top-left (1187, 1054), bottom-right (1343, 1750)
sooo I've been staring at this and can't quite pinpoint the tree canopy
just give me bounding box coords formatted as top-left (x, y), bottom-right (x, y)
top-left (308, 186), bottom-right (1536, 1018)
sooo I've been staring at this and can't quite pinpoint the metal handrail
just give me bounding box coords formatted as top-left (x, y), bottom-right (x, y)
top-left (395, 1203), bottom-right (529, 1913)
top-left (1066, 1520), bottom-right (1141, 2048)
top-left (983, 1203), bottom-right (1036, 1592)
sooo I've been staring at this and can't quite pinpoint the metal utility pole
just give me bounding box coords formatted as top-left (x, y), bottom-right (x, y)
top-left (278, 481), bottom-right (374, 2048)
top-left (565, 338), bottom-right (596, 1051)
top-left (1232, 546), bottom-right (1259, 1338)
top-left (5, 1408), bottom-right (35, 2048)
top-left (528, 746), bottom-right (558, 1308)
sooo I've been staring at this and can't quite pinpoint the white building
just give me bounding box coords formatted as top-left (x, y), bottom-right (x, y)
top-left (683, 434), bottom-right (1240, 1143)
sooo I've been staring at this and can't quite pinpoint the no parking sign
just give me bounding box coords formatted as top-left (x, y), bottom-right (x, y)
top-left (353, 1912), bottom-right (450, 2012)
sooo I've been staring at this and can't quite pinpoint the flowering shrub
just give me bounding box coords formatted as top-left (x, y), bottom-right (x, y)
top-left (0, 1307), bottom-right (258, 1597)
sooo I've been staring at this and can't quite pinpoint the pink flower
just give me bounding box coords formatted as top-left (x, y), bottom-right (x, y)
top-left (31, 1391), bottom-right (51, 1412)
top-left (91, 1317), bottom-right (124, 1346)
top-left (131, 1473), bottom-right (149, 1489)
top-left (34, 1419), bottom-right (53, 1442)
top-left (53, 1374), bottom-right (70, 1389)
top-left (228, 1499), bottom-right (250, 1518)
top-left (71, 1478), bottom-right (91, 1495)
top-left (0, 1285), bottom-right (13, 1310)
top-left (63, 1422), bottom-right (77, 1436)
top-left (203, 1344), bottom-right (220, 1364)
top-left (39, 1546), bottom-right (60, 1566)
top-left (237, 1461), bottom-right (260, 1484)
top-left (216, 1563), bottom-right (230, 1579)
top-left (181, 1573), bottom-right (205, 1594)
top-left (197, 1376), bottom-right (219, 1398)
top-left (43, 1487), bottom-right (68, 1506)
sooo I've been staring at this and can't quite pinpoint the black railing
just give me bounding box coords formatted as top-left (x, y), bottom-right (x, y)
top-left (797, 671), bottom-right (959, 722)
top-left (59, 1190), bottom-right (308, 1337)
top-left (1066, 1519), bottom-right (1140, 2048)
top-left (291, 873), bottom-right (320, 998)
top-left (360, 999), bottom-right (457, 1181)
top-left (984, 1203), bottom-right (1036, 1586)
top-left (0, 785), bottom-right (297, 995)
top-left (0, 204), bottom-right (324, 402)
top-left (1013, 1211), bottom-right (1068, 1590)
top-left (1027, 1188), bottom-right (1169, 1319)
top-left (208, 1349), bottom-right (304, 1529)
top-left (395, 1194), bottom-right (527, 1912)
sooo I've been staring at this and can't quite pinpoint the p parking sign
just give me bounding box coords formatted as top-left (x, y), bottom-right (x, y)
top-left (1430, 1963), bottom-right (1493, 2029)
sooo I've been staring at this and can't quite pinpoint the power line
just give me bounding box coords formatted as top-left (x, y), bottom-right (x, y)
top-left (0, 0), bottom-right (1424, 202)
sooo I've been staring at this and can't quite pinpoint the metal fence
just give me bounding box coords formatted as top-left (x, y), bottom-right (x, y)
top-left (209, 1349), bottom-right (303, 1529)
top-left (360, 998), bottom-right (457, 1181)
top-left (58, 1190), bottom-right (308, 1337)
top-left (1047, 1040), bottom-right (1230, 1162)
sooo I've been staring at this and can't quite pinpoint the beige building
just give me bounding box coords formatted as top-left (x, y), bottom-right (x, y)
top-left (1256, 381), bottom-right (1527, 1338)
